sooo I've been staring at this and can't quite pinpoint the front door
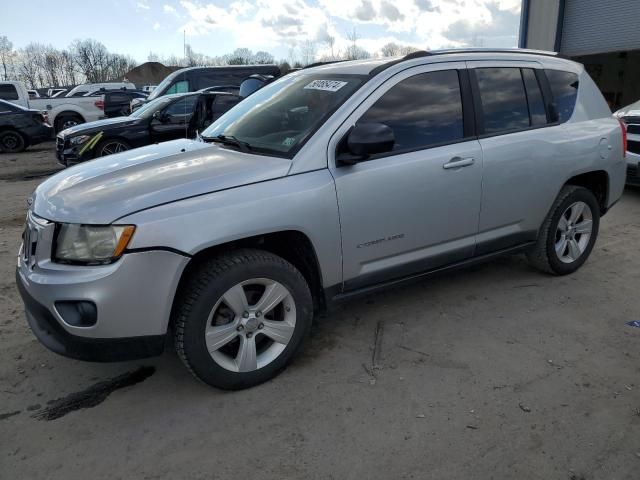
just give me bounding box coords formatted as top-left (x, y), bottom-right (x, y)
top-left (329, 64), bottom-right (483, 291)
top-left (150, 95), bottom-right (199, 143)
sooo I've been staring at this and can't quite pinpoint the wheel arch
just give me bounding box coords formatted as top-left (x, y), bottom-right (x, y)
top-left (53, 110), bottom-right (85, 130)
top-left (168, 230), bottom-right (326, 331)
top-left (564, 170), bottom-right (609, 215)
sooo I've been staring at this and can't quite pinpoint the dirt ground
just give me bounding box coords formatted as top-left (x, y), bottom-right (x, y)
top-left (0, 142), bottom-right (639, 479)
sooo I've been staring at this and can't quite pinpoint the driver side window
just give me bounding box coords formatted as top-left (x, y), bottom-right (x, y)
top-left (164, 96), bottom-right (198, 117)
top-left (358, 70), bottom-right (464, 153)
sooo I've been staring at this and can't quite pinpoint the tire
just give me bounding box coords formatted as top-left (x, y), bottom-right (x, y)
top-left (527, 185), bottom-right (600, 275)
top-left (54, 114), bottom-right (83, 133)
top-left (174, 249), bottom-right (313, 390)
top-left (0, 130), bottom-right (26, 153)
top-left (95, 138), bottom-right (130, 157)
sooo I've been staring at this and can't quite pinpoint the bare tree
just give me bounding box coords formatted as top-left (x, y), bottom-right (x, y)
top-left (0, 36), bottom-right (15, 81)
top-left (344, 28), bottom-right (370, 60)
top-left (254, 51), bottom-right (274, 64)
top-left (381, 42), bottom-right (402, 57)
top-left (226, 48), bottom-right (254, 65)
top-left (300, 40), bottom-right (317, 66)
top-left (325, 35), bottom-right (336, 60)
top-left (72, 39), bottom-right (111, 83)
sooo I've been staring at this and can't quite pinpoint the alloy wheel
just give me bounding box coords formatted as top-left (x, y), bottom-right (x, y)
top-left (205, 278), bottom-right (296, 372)
top-left (555, 201), bottom-right (593, 263)
top-left (100, 142), bottom-right (128, 156)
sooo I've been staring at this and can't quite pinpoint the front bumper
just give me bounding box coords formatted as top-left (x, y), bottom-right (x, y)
top-left (56, 135), bottom-right (95, 167)
top-left (626, 151), bottom-right (640, 186)
top-left (16, 218), bottom-right (189, 361)
top-left (16, 270), bottom-right (166, 362)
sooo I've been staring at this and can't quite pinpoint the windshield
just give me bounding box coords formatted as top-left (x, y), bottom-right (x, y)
top-left (202, 73), bottom-right (366, 157)
top-left (147, 72), bottom-right (181, 101)
top-left (129, 96), bottom-right (174, 118)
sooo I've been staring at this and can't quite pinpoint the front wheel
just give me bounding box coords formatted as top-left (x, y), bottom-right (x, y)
top-left (174, 249), bottom-right (313, 390)
top-left (96, 139), bottom-right (130, 157)
top-left (527, 185), bottom-right (600, 275)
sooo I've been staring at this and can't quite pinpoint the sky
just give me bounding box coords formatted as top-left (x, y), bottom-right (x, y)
top-left (1, 0), bottom-right (522, 62)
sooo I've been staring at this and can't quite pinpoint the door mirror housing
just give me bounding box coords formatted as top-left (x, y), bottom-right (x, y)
top-left (153, 111), bottom-right (168, 123)
top-left (339, 122), bottom-right (395, 165)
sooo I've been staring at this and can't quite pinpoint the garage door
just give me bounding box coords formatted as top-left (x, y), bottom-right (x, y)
top-left (561, 0), bottom-right (640, 56)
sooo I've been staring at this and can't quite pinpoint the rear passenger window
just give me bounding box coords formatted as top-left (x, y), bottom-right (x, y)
top-left (545, 70), bottom-right (579, 123)
top-left (0, 84), bottom-right (19, 101)
top-left (475, 68), bottom-right (529, 134)
top-left (522, 69), bottom-right (547, 126)
top-left (358, 70), bottom-right (464, 152)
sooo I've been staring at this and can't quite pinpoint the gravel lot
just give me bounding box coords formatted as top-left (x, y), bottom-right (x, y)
top-left (1, 142), bottom-right (639, 479)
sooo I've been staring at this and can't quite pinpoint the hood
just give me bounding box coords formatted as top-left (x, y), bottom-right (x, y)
top-left (32, 139), bottom-right (292, 224)
top-left (61, 116), bottom-right (142, 136)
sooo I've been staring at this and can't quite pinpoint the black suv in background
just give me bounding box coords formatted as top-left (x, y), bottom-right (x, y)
top-left (144, 65), bottom-right (280, 102)
top-left (56, 91), bottom-right (240, 165)
top-left (0, 99), bottom-right (52, 153)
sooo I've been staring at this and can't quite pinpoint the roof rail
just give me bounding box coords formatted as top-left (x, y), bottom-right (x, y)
top-left (303, 59), bottom-right (348, 69)
top-left (369, 47), bottom-right (559, 77)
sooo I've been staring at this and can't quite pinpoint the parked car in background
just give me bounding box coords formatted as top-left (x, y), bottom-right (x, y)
top-left (0, 81), bottom-right (106, 133)
top-left (47, 88), bottom-right (67, 98)
top-left (101, 90), bottom-right (147, 118)
top-left (615, 99), bottom-right (640, 186)
top-left (56, 90), bottom-right (240, 165)
top-left (17, 50), bottom-right (626, 389)
top-left (0, 99), bottom-right (52, 153)
top-left (27, 89), bottom-right (40, 99)
top-left (65, 82), bottom-right (136, 97)
top-left (143, 65), bottom-right (280, 103)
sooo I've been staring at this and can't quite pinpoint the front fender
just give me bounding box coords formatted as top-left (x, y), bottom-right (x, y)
top-left (120, 170), bottom-right (343, 288)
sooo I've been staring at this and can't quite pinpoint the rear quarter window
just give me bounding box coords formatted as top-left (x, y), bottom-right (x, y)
top-left (0, 84), bottom-right (19, 101)
top-left (545, 70), bottom-right (579, 123)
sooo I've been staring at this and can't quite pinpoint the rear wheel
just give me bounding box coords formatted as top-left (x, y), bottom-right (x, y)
top-left (0, 130), bottom-right (26, 153)
top-left (527, 185), bottom-right (600, 275)
top-left (55, 114), bottom-right (83, 133)
top-left (96, 139), bottom-right (130, 157)
top-left (174, 249), bottom-right (313, 390)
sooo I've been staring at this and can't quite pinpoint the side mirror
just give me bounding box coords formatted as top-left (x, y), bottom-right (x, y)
top-left (153, 111), bottom-right (168, 122)
top-left (339, 122), bottom-right (395, 164)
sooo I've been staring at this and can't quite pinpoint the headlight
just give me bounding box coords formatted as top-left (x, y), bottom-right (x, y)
top-left (69, 135), bottom-right (91, 146)
top-left (53, 224), bottom-right (136, 264)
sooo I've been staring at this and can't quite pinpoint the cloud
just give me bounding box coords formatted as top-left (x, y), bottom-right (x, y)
top-left (171, 0), bottom-right (520, 59)
top-left (153, 22), bottom-right (161, 30)
top-left (380, 1), bottom-right (404, 21)
top-left (136, 1), bottom-right (150, 10)
top-left (355, 1), bottom-right (376, 21)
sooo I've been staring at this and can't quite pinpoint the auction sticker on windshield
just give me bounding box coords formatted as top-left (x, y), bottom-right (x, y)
top-left (304, 80), bottom-right (348, 92)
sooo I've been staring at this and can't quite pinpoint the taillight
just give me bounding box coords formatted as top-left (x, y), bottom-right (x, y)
top-left (94, 99), bottom-right (104, 110)
top-left (618, 118), bottom-right (627, 157)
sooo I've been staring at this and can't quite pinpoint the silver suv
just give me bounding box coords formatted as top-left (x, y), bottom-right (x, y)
top-left (17, 49), bottom-right (626, 389)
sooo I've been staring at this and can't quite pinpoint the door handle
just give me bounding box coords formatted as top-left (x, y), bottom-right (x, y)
top-left (443, 156), bottom-right (475, 169)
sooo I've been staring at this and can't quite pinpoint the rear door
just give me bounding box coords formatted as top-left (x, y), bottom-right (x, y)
top-left (467, 61), bottom-right (556, 253)
top-left (330, 63), bottom-right (484, 290)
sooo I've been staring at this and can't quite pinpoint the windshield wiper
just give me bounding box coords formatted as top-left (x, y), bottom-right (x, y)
top-left (205, 134), bottom-right (252, 153)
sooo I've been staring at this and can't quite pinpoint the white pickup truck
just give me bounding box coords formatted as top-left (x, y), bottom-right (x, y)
top-left (0, 81), bottom-right (105, 132)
